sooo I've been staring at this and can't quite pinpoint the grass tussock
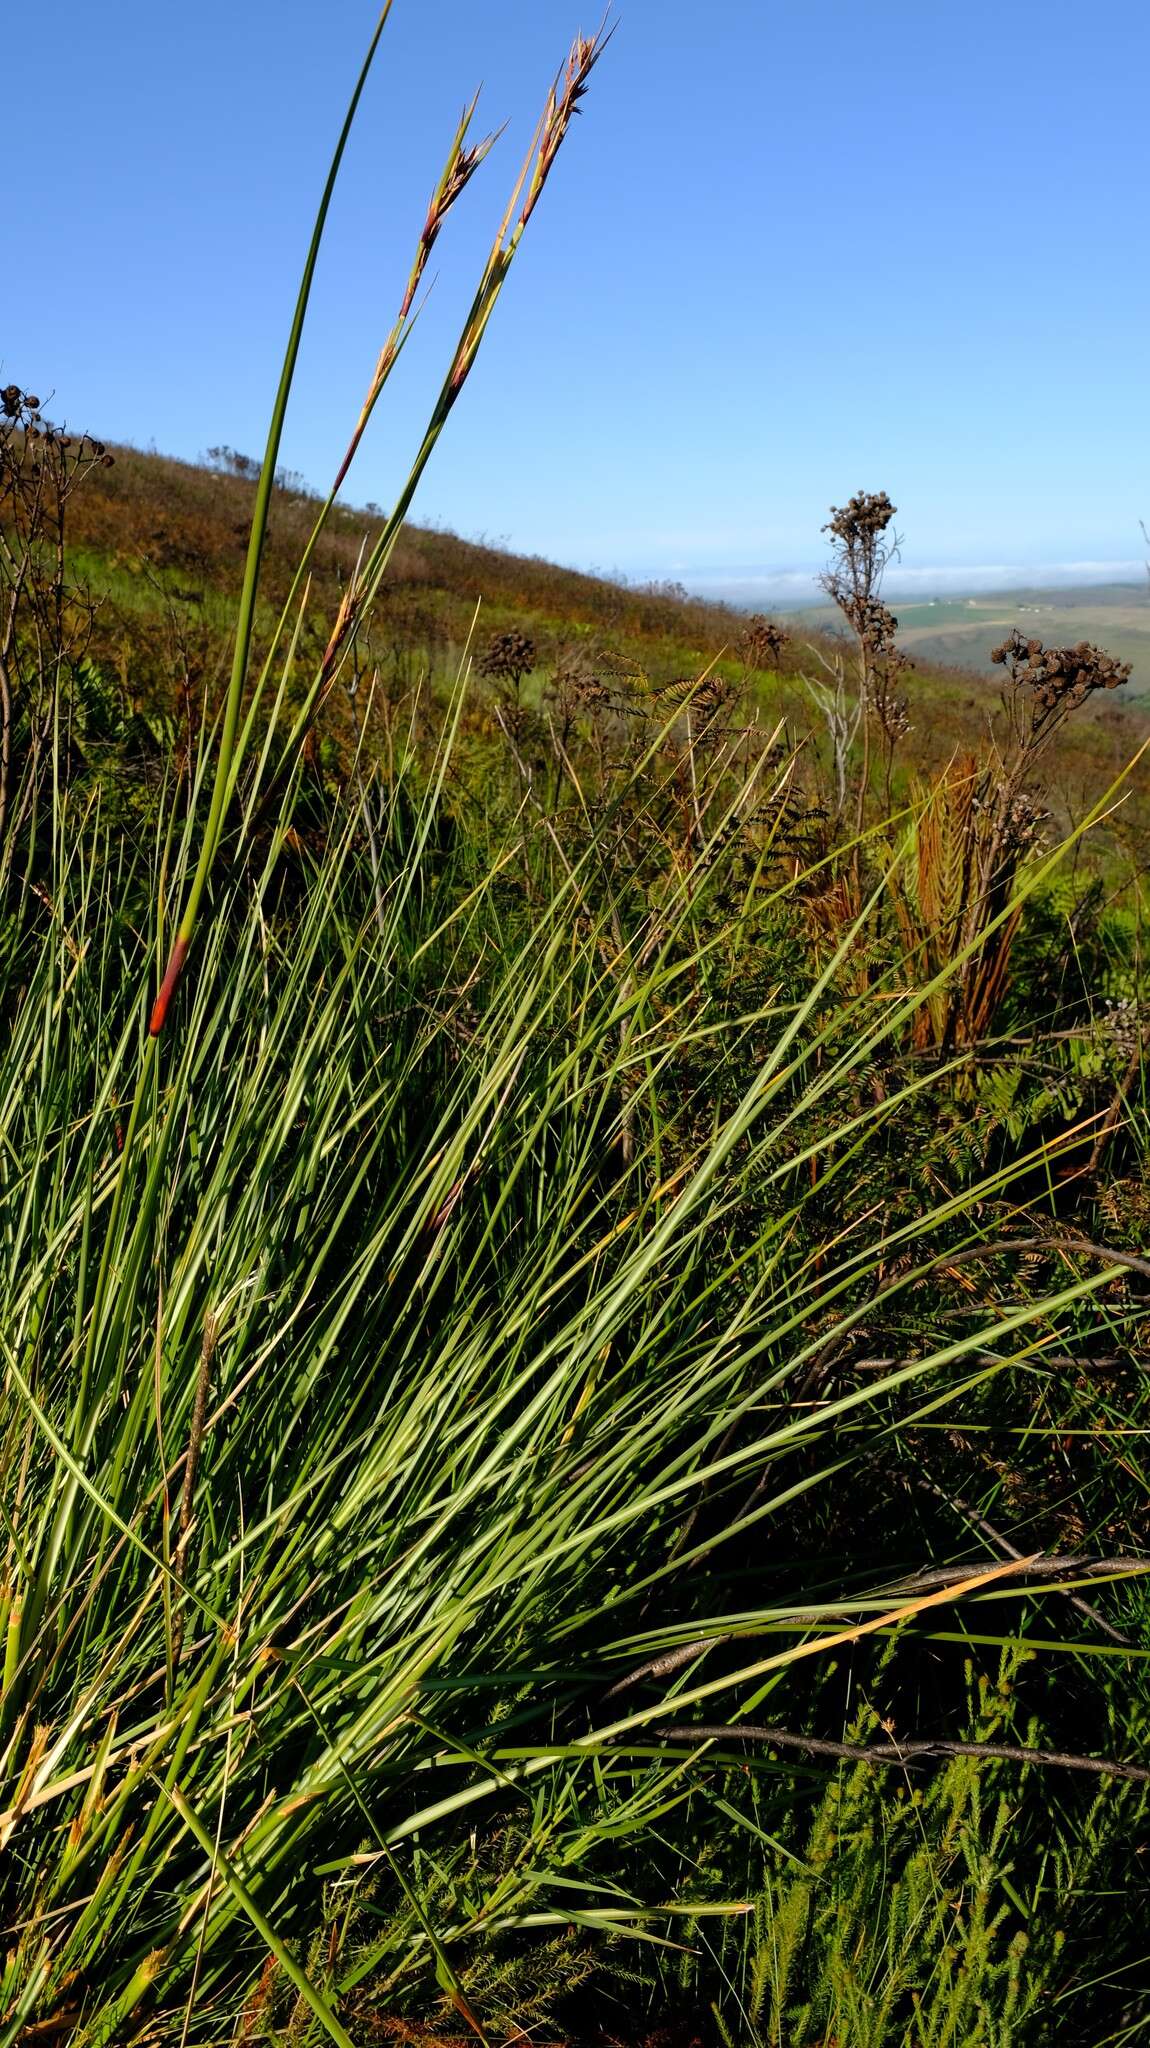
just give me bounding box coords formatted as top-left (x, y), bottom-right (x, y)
top-left (3, 12), bottom-right (1150, 2047)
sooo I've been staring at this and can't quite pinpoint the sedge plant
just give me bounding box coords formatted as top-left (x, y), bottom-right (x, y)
top-left (3, 11), bottom-right (1150, 2046)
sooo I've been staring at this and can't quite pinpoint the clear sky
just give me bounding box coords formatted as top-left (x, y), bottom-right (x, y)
top-left (8, 0), bottom-right (1148, 599)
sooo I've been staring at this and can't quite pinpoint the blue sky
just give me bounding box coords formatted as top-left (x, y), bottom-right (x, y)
top-left (9, 0), bottom-right (1148, 598)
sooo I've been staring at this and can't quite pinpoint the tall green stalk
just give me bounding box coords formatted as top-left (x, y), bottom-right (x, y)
top-left (149, 2), bottom-right (395, 1036)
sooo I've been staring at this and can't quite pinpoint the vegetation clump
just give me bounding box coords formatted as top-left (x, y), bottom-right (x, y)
top-left (993, 625), bottom-right (1133, 729)
top-left (2, 17), bottom-right (1150, 2048)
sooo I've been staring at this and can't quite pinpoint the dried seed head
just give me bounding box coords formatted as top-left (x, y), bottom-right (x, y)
top-left (521, 25), bottom-right (612, 230)
top-left (838, 592), bottom-right (901, 657)
top-left (823, 490), bottom-right (898, 549)
top-left (1004, 788), bottom-right (1046, 850)
top-left (742, 614), bottom-right (789, 668)
top-left (820, 488), bottom-right (902, 641)
top-left (991, 629), bottom-right (1132, 714)
top-left (420, 127), bottom-right (496, 261)
top-left (478, 628), bottom-right (537, 687)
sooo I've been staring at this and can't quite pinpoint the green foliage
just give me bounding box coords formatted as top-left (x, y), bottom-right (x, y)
top-left (4, 18), bottom-right (1150, 2046)
top-left (7, 686), bottom-right (1150, 2040)
top-left (714, 1653), bottom-right (1128, 2047)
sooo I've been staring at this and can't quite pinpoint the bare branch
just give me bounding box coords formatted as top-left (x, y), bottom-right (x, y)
top-left (649, 1722), bottom-right (1150, 1784)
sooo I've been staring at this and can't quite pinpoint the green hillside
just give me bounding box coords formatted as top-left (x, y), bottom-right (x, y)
top-left (57, 443), bottom-right (1150, 850)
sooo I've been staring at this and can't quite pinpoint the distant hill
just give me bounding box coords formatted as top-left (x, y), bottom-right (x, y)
top-left (784, 583), bottom-right (1150, 693)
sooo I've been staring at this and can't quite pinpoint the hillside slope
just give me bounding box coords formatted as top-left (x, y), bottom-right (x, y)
top-left (61, 441), bottom-right (1150, 843)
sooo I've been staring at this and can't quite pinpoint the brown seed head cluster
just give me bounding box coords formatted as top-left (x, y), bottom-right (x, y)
top-left (840, 593), bottom-right (901, 659)
top-left (742, 615), bottom-right (790, 669)
top-left (820, 490), bottom-right (902, 664)
top-left (823, 490), bottom-right (898, 551)
top-left (0, 384), bottom-right (113, 465)
top-left (478, 628), bottom-right (536, 689)
top-left (1003, 786), bottom-right (1046, 851)
top-left (991, 630), bottom-right (1131, 713)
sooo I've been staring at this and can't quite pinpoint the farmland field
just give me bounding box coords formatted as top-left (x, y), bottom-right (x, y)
top-left (786, 582), bottom-right (1150, 691)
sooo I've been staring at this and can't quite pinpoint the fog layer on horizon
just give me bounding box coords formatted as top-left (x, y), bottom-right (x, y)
top-left (683, 559), bottom-right (1148, 609)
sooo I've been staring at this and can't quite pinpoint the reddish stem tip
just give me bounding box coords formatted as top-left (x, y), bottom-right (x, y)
top-left (149, 937), bottom-right (189, 1036)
